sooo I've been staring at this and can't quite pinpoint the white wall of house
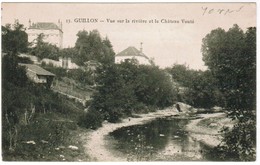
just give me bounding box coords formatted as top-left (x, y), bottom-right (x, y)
top-left (67, 58), bottom-right (79, 69)
top-left (42, 57), bottom-right (79, 69)
top-left (27, 29), bottom-right (63, 48)
top-left (42, 58), bottom-right (62, 67)
top-left (115, 55), bottom-right (151, 65)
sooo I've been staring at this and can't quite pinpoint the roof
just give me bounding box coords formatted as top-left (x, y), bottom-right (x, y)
top-left (115, 47), bottom-right (149, 59)
top-left (19, 63), bottom-right (55, 76)
top-left (28, 22), bottom-right (62, 31)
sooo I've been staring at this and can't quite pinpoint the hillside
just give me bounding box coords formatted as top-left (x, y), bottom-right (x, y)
top-left (52, 77), bottom-right (94, 106)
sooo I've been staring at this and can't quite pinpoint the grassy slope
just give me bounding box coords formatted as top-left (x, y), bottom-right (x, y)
top-left (52, 77), bottom-right (94, 100)
top-left (2, 93), bottom-right (91, 161)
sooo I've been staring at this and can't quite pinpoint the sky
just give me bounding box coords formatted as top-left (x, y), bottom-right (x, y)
top-left (1, 2), bottom-right (256, 70)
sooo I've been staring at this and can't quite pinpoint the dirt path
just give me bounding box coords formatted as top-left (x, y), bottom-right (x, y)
top-left (82, 107), bottom-right (178, 161)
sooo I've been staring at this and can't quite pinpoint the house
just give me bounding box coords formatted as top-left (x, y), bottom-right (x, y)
top-left (19, 63), bottom-right (55, 87)
top-left (27, 20), bottom-right (63, 48)
top-left (115, 46), bottom-right (151, 65)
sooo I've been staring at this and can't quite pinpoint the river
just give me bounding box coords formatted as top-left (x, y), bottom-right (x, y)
top-left (83, 108), bottom-right (224, 161)
top-left (107, 116), bottom-right (214, 161)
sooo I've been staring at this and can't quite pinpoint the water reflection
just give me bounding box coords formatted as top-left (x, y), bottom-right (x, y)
top-left (108, 117), bottom-right (210, 161)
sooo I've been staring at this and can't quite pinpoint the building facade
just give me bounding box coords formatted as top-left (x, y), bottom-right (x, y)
top-left (27, 20), bottom-right (63, 48)
top-left (115, 46), bottom-right (151, 65)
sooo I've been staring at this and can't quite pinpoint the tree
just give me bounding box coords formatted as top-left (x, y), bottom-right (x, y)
top-left (135, 65), bottom-right (176, 108)
top-left (30, 33), bottom-right (60, 60)
top-left (202, 25), bottom-right (256, 118)
top-left (88, 60), bottom-right (176, 124)
top-left (2, 20), bottom-right (28, 55)
top-left (202, 25), bottom-right (256, 160)
top-left (59, 47), bottom-right (78, 58)
top-left (74, 29), bottom-right (115, 65)
top-left (166, 64), bottom-right (221, 108)
top-left (2, 54), bottom-right (32, 151)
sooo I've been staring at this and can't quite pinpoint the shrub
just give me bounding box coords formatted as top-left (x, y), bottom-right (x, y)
top-left (210, 119), bottom-right (256, 161)
top-left (78, 110), bottom-right (103, 130)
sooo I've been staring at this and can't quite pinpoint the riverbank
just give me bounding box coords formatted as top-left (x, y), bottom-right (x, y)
top-left (79, 105), bottom-right (233, 161)
top-left (82, 107), bottom-right (179, 161)
top-left (186, 112), bottom-right (234, 147)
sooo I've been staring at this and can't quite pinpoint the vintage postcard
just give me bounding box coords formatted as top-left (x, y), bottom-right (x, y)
top-left (1, 2), bottom-right (256, 162)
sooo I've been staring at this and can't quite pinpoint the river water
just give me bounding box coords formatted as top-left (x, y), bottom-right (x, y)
top-left (108, 116), bottom-right (214, 161)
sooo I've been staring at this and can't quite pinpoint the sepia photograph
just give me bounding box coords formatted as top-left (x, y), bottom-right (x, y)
top-left (1, 1), bottom-right (257, 162)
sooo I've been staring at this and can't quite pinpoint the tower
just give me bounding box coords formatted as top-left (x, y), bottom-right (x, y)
top-left (140, 42), bottom-right (143, 52)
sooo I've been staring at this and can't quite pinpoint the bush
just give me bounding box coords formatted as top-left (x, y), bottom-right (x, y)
top-left (67, 69), bottom-right (94, 85)
top-left (78, 110), bottom-right (103, 130)
top-left (210, 118), bottom-right (256, 161)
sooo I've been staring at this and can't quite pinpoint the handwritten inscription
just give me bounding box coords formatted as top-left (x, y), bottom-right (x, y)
top-left (202, 6), bottom-right (244, 15)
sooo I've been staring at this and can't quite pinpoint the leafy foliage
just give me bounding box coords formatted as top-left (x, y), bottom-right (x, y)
top-left (74, 30), bottom-right (115, 65)
top-left (2, 54), bottom-right (84, 157)
top-left (166, 64), bottom-right (221, 108)
top-left (78, 110), bottom-right (103, 130)
top-left (59, 47), bottom-right (78, 58)
top-left (1, 21), bottom-right (86, 160)
top-left (30, 33), bottom-right (60, 60)
top-left (202, 25), bottom-right (256, 160)
top-left (202, 25), bottom-right (256, 116)
top-left (87, 60), bottom-right (176, 124)
top-left (2, 20), bottom-right (29, 54)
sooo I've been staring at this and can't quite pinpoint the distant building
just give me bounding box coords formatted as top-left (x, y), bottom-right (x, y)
top-left (60, 57), bottom-right (79, 69)
top-left (19, 54), bottom-right (79, 69)
top-left (27, 20), bottom-right (63, 48)
top-left (115, 46), bottom-right (151, 65)
top-left (41, 58), bottom-right (61, 67)
top-left (42, 57), bottom-right (79, 69)
top-left (19, 63), bottom-right (55, 87)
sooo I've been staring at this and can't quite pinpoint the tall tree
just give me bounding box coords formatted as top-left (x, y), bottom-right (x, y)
top-left (2, 20), bottom-right (28, 55)
top-left (202, 25), bottom-right (256, 160)
top-left (74, 29), bottom-right (115, 65)
top-left (202, 24), bottom-right (256, 117)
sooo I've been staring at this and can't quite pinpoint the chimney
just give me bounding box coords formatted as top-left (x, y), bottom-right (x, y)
top-left (140, 42), bottom-right (143, 52)
top-left (29, 19), bottom-right (31, 27)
